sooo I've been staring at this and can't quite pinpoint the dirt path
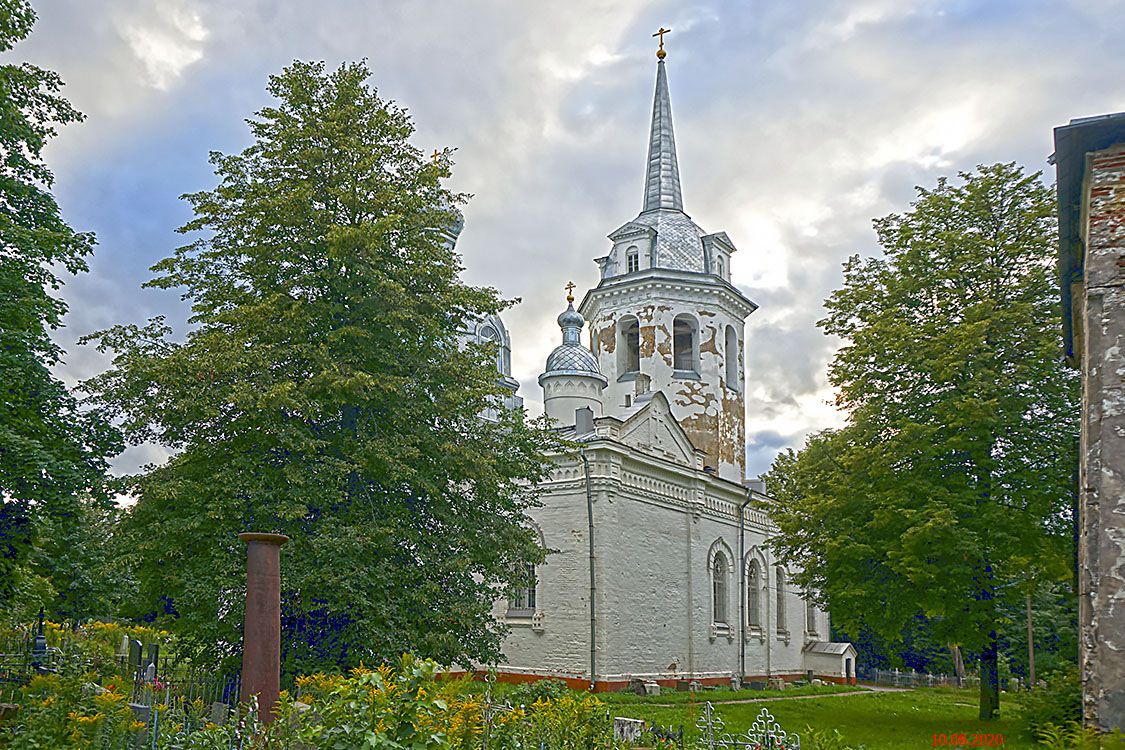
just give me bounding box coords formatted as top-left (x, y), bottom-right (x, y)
top-left (622, 686), bottom-right (909, 708)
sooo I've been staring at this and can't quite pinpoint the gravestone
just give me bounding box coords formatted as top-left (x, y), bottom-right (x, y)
top-left (210, 702), bottom-right (229, 725)
top-left (613, 717), bottom-right (644, 742)
top-left (643, 681), bottom-right (661, 696)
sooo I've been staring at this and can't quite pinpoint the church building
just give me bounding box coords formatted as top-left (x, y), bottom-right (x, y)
top-left (464, 42), bottom-right (856, 690)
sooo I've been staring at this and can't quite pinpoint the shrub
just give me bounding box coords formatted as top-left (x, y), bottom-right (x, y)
top-left (0, 653), bottom-right (620, 749)
top-left (0, 673), bottom-right (145, 750)
top-left (1022, 666), bottom-right (1082, 739)
top-left (1036, 722), bottom-right (1125, 749)
top-left (506, 677), bottom-right (572, 707)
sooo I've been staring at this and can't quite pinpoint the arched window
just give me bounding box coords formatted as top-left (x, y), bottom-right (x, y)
top-left (479, 324), bottom-right (505, 373)
top-left (712, 552), bottom-right (729, 624)
top-left (626, 246), bottom-right (640, 274)
top-left (776, 567), bottom-right (788, 633)
top-left (619, 317), bottom-right (640, 374)
top-left (508, 561), bottom-right (537, 614)
top-left (746, 559), bottom-right (761, 628)
top-left (805, 596), bottom-right (817, 636)
top-left (673, 315), bottom-right (697, 372)
top-left (724, 325), bottom-right (739, 389)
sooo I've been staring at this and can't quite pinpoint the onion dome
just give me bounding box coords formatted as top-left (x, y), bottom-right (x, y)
top-left (540, 289), bottom-right (607, 385)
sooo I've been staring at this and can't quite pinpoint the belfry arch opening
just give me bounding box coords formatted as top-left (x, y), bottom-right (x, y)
top-left (672, 314), bottom-right (698, 373)
top-left (619, 316), bottom-right (640, 374)
top-left (725, 325), bottom-right (739, 389)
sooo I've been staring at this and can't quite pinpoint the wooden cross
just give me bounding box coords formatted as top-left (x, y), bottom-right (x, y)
top-left (653, 26), bottom-right (671, 58)
top-left (565, 281), bottom-right (576, 303)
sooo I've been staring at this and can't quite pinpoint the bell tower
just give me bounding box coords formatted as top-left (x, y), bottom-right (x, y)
top-left (578, 42), bottom-right (757, 482)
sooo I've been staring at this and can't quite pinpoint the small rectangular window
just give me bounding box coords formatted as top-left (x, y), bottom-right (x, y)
top-left (627, 249), bottom-right (639, 274)
top-left (508, 562), bottom-right (537, 613)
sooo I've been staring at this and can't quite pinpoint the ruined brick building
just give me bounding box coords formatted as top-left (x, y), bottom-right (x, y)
top-left (470, 51), bottom-right (855, 690)
top-left (1054, 113), bottom-right (1125, 732)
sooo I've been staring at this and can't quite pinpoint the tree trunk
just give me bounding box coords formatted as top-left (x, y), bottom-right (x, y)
top-left (1026, 592), bottom-right (1036, 690)
top-left (949, 644), bottom-right (966, 684)
top-left (979, 629), bottom-right (1000, 720)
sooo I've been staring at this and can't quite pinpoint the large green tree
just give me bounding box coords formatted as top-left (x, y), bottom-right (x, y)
top-left (763, 163), bottom-right (1077, 719)
top-left (84, 60), bottom-right (561, 675)
top-left (0, 0), bottom-right (121, 623)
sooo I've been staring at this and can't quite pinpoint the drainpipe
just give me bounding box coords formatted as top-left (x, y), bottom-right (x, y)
top-left (765, 517), bottom-right (772, 679)
top-left (581, 449), bottom-right (596, 692)
top-left (738, 492), bottom-right (752, 683)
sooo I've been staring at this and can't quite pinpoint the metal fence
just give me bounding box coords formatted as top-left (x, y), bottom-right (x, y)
top-left (613, 703), bottom-right (799, 750)
top-left (859, 667), bottom-right (1015, 691)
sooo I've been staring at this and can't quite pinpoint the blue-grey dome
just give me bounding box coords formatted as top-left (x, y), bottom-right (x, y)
top-left (557, 305), bottom-right (585, 329)
top-left (540, 300), bottom-right (607, 385)
top-left (545, 344), bottom-right (601, 374)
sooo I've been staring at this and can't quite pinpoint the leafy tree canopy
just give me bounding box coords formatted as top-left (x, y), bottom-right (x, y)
top-left (84, 60), bottom-right (563, 675)
top-left (0, 0), bottom-right (121, 623)
top-left (764, 163), bottom-right (1078, 718)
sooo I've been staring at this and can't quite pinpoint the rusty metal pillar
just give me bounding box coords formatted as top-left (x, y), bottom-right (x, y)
top-left (238, 532), bottom-right (289, 723)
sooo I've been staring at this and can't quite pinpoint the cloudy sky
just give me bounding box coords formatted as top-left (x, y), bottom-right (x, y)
top-left (9, 0), bottom-right (1124, 477)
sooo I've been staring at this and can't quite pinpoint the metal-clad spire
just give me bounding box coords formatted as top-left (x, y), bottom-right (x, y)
top-left (642, 58), bottom-right (683, 213)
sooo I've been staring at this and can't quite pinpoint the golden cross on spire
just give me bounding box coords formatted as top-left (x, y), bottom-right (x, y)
top-left (653, 26), bottom-right (671, 59)
top-left (431, 149), bottom-right (441, 167)
top-left (565, 281), bottom-right (576, 304)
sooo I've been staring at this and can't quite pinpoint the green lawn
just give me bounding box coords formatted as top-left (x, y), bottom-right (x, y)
top-left (600, 682), bottom-right (861, 706)
top-left (608, 687), bottom-right (1037, 749)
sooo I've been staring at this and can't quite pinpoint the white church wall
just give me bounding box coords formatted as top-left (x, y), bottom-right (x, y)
top-left (494, 446), bottom-right (832, 687)
top-left (498, 479), bottom-right (592, 678)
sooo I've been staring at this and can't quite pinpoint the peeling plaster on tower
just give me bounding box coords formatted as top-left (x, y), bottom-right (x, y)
top-left (579, 54), bottom-right (757, 483)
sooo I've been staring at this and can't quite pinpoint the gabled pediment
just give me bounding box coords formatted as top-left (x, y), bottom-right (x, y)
top-left (618, 392), bottom-right (698, 467)
top-left (702, 231), bottom-right (737, 254)
top-left (608, 221), bottom-right (657, 242)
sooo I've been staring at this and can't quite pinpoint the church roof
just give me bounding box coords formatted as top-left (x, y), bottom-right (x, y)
top-left (540, 302), bottom-right (607, 384)
top-left (643, 60), bottom-right (683, 213)
top-left (601, 57), bottom-right (734, 278)
top-left (803, 641), bottom-right (857, 656)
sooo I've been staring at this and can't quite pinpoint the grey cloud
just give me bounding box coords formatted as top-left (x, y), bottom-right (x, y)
top-left (11, 0), bottom-right (1125, 475)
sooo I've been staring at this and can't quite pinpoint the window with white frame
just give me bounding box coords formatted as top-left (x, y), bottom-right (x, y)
top-left (712, 552), bottom-right (729, 624)
top-left (626, 246), bottom-right (640, 274)
top-left (508, 561), bottom-right (537, 614)
top-left (747, 559), bottom-right (762, 629)
top-left (776, 567), bottom-right (788, 634)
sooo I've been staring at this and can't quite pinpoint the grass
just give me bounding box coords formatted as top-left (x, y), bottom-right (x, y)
top-left (609, 687), bottom-right (1039, 749)
top-left (599, 682), bottom-right (861, 705)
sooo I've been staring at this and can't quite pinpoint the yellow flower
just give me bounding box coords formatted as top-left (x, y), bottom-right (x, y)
top-left (204, 721), bottom-right (218, 730)
top-left (94, 691), bottom-right (125, 708)
top-left (130, 721), bottom-right (146, 731)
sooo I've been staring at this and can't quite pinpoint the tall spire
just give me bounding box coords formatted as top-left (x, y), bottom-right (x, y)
top-left (642, 55), bottom-right (683, 213)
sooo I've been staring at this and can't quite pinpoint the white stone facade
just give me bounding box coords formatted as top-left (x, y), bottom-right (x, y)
top-left (478, 54), bottom-right (853, 688)
top-left (494, 395), bottom-right (838, 687)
